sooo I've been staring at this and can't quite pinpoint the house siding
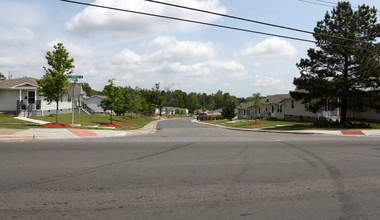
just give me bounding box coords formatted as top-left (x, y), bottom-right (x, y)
top-left (283, 99), bottom-right (339, 122)
top-left (348, 109), bottom-right (380, 123)
top-left (0, 90), bottom-right (19, 112)
top-left (0, 77), bottom-right (84, 116)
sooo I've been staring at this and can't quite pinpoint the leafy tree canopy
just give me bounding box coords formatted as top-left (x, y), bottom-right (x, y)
top-left (37, 43), bottom-right (74, 123)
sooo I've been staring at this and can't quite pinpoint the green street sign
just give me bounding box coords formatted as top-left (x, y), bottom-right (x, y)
top-left (68, 75), bottom-right (83, 82)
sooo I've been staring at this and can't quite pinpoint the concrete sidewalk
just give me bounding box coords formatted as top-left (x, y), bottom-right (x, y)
top-left (197, 121), bottom-right (380, 137)
top-left (0, 120), bottom-right (159, 140)
top-left (14, 117), bottom-right (50, 125)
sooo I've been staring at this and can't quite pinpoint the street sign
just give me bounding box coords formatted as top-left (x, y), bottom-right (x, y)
top-left (68, 75), bottom-right (83, 82)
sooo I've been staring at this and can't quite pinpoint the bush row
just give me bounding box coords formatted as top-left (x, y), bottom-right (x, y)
top-left (199, 115), bottom-right (225, 121)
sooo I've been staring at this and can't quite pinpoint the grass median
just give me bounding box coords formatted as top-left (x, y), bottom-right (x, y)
top-left (203, 119), bottom-right (380, 130)
top-left (0, 113), bottom-right (156, 130)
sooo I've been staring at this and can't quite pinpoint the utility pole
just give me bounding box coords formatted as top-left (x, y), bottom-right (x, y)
top-left (68, 75), bottom-right (83, 127)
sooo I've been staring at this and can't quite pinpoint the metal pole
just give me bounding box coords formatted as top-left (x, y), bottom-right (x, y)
top-left (71, 81), bottom-right (76, 127)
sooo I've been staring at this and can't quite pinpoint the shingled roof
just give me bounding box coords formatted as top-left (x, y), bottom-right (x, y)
top-left (0, 77), bottom-right (38, 88)
top-left (264, 94), bottom-right (291, 104)
top-left (236, 102), bottom-right (255, 110)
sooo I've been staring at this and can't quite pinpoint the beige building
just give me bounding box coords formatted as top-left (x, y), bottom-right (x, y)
top-left (237, 93), bottom-right (340, 122)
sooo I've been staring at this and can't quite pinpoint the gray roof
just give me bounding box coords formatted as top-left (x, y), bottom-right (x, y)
top-left (0, 77), bottom-right (38, 88)
top-left (68, 83), bottom-right (85, 96)
top-left (264, 94), bottom-right (291, 104)
top-left (236, 102), bottom-right (255, 110)
top-left (84, 95), bottom-right (107, 100)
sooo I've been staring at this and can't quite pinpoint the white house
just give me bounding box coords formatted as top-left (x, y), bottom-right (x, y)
top-left (83, 95), bottom-right (108, 114)
top-left (0, 77), bottom-right (85, 117)
top-left (155, 106), bottom-right (189, 115)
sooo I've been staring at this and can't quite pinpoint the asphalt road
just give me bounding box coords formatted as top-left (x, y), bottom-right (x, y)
top-left (1, 118), bottom-right (380, 219)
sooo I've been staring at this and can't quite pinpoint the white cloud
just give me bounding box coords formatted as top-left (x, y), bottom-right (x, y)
top-left (0, 57), bottom-right (18, 67)
top-left (241, 37), bottom-right (297, 59)
top-left (253, 75), bottom-right (283, 87)
top-left (0, 1), bottom-right (42, 26)
top-left (0, 28), bottom-right (35, 48)
top-left (45, 40), bottom-right (96, 58)
top-left (65, 0), bottom-right (226, 38)
top-left (143, 36), bottom-right (216, 62)
top-left (111, 49), bottom-right (142, 65)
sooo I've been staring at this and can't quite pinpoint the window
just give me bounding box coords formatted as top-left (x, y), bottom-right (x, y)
top-left (305, 101), bottom-right (313, 111)
top-left (278, 105), bottom-right (283, 113)
top-left (247, 110), bottom-right (250, 115)
top-left (68, 95), bottom-right (72, 102)
top-left (271, 105), bottom-right (275, 113)
top-left (291, 100), bottom-right (295, 108)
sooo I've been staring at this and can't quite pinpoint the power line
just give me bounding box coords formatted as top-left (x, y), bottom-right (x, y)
top-left (298, 0), bottom-right (334, 8)
top-left (315, 0), bottom-right (336, 5)
top-left (59, 0), bottom-right (378, 52)
top-left (145, 0), bottom-right (364, 44)
top-left (299, 0), bottom-right (379, 14)
top-left (145, 0), bottom-right (316, 36)
top-left (59, 0), bottom-right (316, 43)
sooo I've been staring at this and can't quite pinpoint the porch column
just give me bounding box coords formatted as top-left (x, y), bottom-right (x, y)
top-left (34, 89), bottom-right (37, 110)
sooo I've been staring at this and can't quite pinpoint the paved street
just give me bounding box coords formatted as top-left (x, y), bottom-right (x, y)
top-left (1, 118), bottom-right (380, 219)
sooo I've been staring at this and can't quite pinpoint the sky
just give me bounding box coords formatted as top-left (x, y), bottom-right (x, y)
top-left (1, 0), bottom-right (379, 98)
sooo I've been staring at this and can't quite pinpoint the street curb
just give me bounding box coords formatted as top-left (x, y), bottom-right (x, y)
top-left (0, 134), bottom-right (35, 140)
top-left (126, 120), bottom-right (159, 136)
top-left (197, 121), bottom-right (319, 135)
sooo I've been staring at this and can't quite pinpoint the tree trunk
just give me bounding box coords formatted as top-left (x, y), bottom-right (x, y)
top-left (56, 99), bottom-right (59, 124)
top-left (340, 97), bottom-right (347, 124)
top-left (110, 110), bottom-right (113, 124)
top-left (341, 54), bottom-right (349, 125)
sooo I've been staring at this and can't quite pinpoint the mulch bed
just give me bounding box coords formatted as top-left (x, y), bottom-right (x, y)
top-left (41, 123), bottom-right (72, 128)
top-left (101, 123), bottom-right (122, 128)
top-left (119, 121), bottom-right (131, 124)
top-left (250, 123), bottom-right (262, 125)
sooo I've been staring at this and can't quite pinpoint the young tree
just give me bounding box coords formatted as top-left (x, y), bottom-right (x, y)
top-left (291, 2), bottom-right (380, 124)
top-left (0, 72), bottom-right (5, 81)
top-left (222, 100), bottom-right (237, 121)
top-left (150, 82), bottom-right (164, 116)
top-left (37, 43), bottom-right (74, 124)
top-left (99, 79), bottom-right (118, 124)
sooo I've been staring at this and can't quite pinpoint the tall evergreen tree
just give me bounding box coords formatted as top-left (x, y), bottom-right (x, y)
top-left (291, 2), bottom-right (380, 124)
top-left (37, 43), bottom-right (74, 124)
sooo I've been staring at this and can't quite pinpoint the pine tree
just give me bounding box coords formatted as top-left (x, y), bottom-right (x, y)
top-left (291, 2), bottom-right (380, 124)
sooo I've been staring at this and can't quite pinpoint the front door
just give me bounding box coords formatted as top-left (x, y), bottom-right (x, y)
top-left (28, 91), bottom-right (35, 104)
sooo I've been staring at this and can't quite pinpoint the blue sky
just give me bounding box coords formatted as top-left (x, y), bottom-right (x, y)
top-left (1, 0), bottom-right (379, 97)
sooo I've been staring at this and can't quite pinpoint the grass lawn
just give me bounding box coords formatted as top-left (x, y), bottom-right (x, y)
top-left (0, 113), bottom-right (156, 130)
top-left (204, 119), bottom-right (380, 130)
top-left (205, 119), bottom-right (312, 130)
top-left (0, 114), bottom-right (40, 129)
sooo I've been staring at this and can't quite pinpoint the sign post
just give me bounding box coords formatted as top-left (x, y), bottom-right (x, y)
top-left (68, 75), bottom-right (83, 127)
